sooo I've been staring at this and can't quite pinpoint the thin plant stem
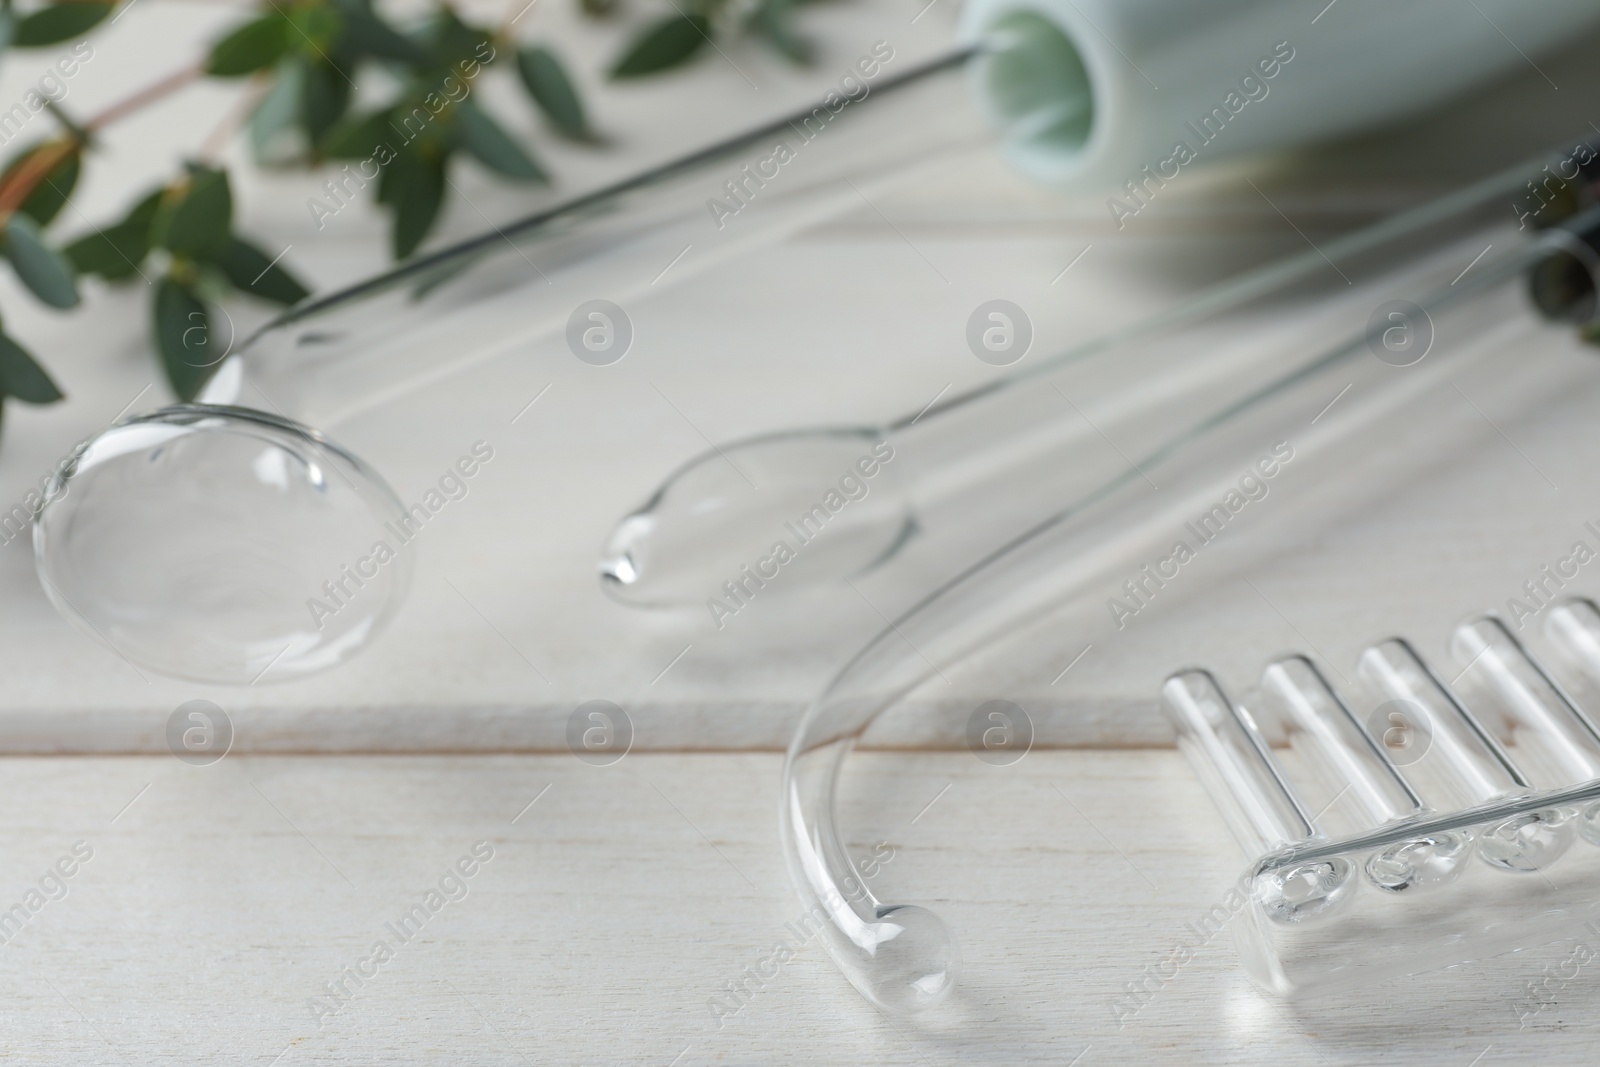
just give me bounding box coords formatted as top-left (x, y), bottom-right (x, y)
top-left (84, 63), bottom-right (204, 132)
top-left (197, 73), bottom-right (270, 163)
top-left (0, 62), bottom-right (206, 221)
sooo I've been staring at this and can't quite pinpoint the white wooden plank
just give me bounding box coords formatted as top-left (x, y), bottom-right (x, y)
top-left (0, 750), bottom-right (1588, 1064)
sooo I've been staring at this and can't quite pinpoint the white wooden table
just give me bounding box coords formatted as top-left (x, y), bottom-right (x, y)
top-left (0, 749), bottom-right (1585, 1065)
top-left (1, 2), bottom-right (1600, 1062)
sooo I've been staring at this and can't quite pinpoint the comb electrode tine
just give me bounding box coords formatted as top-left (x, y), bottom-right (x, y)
top-left (1546, 598), bottom-right (1600, 689)
top-left (1357, 638), bottom-right (1529, 806)
top-left (1359, 638), bottom-right (1569, 873)
top-left (1260, 655), bottom-right (1475, 892)
top-left (1259, 656), bottom-right (1423, 825)
top-left (1540, 598), bottom-right (1600, 846)
top-left (1451, 615), bottom-right (1600, 784)
top-left (1161, 670), bottom-right (1316, 855)
top-left (1161, 670), bottom-right (1357, 923)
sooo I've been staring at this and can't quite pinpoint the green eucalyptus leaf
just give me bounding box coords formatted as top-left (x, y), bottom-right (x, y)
top-left (3, 214), bottom-right (79, 308)
top-left (249, 56), bottom-right (308, 165)
top-left (388, 94), bottom-right (450, 154)
top-left (422, 6), bottom-right (492, 69)
top-left (0, 329), bottom-right (61, 404)
top-left (64, 188), bottom-right (160, 280)
top-left (152, 276), bottom-right (216, 401)
top-left (289, 4), bottom-right (340, 51)
top-left (0, 9), bottom-right (15, 51)
top-left (320, 108), bottom-right (392, 160)
top-left (379, 149), bottom-right (444, 259)
top-left (206, 13), bottom-right (292, 76)
top-left (120, 186), bottom-right (164, 236)
top-left (1, 142), bottom-right (81, 226)
top-left (13, 3), bottom-right (114, 47)
top-left (150, 166), bottom-right (232, 259)
top-left (334, 1), bottom-right (426, 63)
top-left (301, 59), bottom-right (352, 147)
top-left (749, 0), bottom-right (812, 64)
top-left (64, 223), bottom-right (141, 279)
top-left (21, 150), bottom-right (79, 227)
top-left (213, 235), bottom-right (310, 305)
top-left (516, 46), bottom-right (591, 140)
top-left (610, 14), bottom-right (710, 78)
top-left (454, 101), bottom-right (546, 182)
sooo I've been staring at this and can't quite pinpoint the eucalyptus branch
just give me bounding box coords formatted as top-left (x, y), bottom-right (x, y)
top-left (0, 0), bottom-right (844, 442)
top-left (197, 72), bottom-right (270, 162)
top-left (0, 63), bottom-right (203, 227)
top-left (84, 63), bottom-right (204, 132)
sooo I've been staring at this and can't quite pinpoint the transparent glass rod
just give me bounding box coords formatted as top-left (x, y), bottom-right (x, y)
top-left (203, 45), bottom-right (994, 427)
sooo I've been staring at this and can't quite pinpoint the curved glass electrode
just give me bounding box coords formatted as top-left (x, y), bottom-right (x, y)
top-left (778, 137), bottom-right (1600, 1013)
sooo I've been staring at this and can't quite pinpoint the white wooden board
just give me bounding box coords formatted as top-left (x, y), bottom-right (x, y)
top-left (0, 750), bottom-right (1588, 1064)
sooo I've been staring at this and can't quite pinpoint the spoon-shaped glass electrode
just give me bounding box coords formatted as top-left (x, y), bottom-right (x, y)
top-left (601, 153), bottom-right (1600, 608)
